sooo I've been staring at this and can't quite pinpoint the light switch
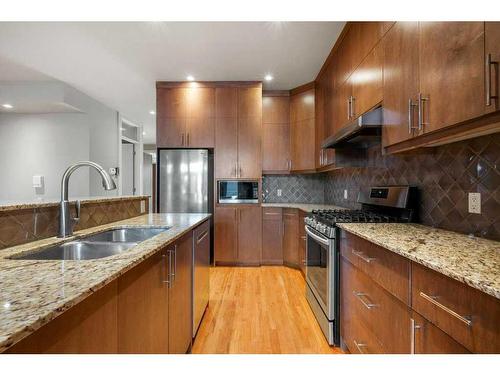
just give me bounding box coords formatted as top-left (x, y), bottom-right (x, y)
top-left (32, 175), bottom-right (44, 188)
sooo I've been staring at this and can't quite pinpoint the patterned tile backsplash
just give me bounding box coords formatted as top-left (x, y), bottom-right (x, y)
top-left (263, 133), bottom-right (500, 241)
top-left (0, 197), bottom-right (149, 250)
top-left (325, 133), bottom-right (500, 241)
top-left (262, 174), bottom-right (326, 203)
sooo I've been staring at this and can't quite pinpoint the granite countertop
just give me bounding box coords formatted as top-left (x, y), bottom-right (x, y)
top-left (261, 203), bottom-right (346, 212)
top-left (0, 213), bottom-right (211, 352)
top-left (337, 223), bottom-right (500, 300)
top-left (0, 195), bottom-right (150, 212)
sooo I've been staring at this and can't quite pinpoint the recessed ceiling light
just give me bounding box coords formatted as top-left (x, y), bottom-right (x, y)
top-left (142, 131), bottom-right (146, 136)
top-left (264, 74), bottom-right (274, 82)
top-left (2, 103), bottom-right (13, 109)
top-left (149, 110), bottom-right (156, 115)
top-left (186, 75), bottom-right (195, 81)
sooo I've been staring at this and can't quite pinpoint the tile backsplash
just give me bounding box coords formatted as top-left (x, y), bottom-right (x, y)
top-left (262, 174), bottom-right (325, 203)
top-left (263, 133), bottom-right (500, 241)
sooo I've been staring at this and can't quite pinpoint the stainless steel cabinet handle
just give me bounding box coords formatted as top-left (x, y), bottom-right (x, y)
top-left (351, 249), bottom-right (375, 263)
top-left (165, 254), bottom-right (170, 286)
top-left (350, 96), bottom-right (355, 118)
top-left (419, 292), bottom-right (472, 326)
top-left (187, 132), bottom-right (190, 146)
top-left (197, 230), bottom-right (209, 244)
top-left (172, 244), bottom-right (177, 282)
top-left (418, 93), bottom-right (428, 131)
top-left (353, 340), bottom-right (367, 354)
top-left (181, 133), bottom-right (185, 146)
top-left (166, 250), bottom-right (173, 287)
top-left (353, 291), bottom-right (378, 309)
top-left (239, 164), bottom-right (242, 178)
top-left (486, 53), bottom-right (498, 106)
top-left (408, 98), bottom-right (418, 134)
top-left (410, 318), bottom-right (421, 354)
top-left (347, 97), bottom-right (351, 120)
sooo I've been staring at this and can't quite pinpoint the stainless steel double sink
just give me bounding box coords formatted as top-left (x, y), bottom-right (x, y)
top-left (11, 227), bottom-right (170, 261)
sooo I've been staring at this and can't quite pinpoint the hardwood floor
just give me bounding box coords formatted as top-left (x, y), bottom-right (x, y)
top-left (192, 266), bottom-right (342, 354)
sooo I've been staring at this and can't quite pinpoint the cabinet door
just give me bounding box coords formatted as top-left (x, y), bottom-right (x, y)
top-left (351, 42), bottom-right (383, 118)
top-left (290, 89), bottom-right (315, 171)
top-left (262, 96), bottom-right (290, 172)
top-left (214, 206), bottom-right (238, 264)
top-left (156, 88), bottom-right (187, 147)
top-left (238, 116), bottom-right (262, 178)
top-left (332, 80), bottom-right (352, 134)
top-left (238, 86), bottom-right (262, 118)
top-left (168, 232), bottom-right (193, 354)
top-left (215, 117), bottom-right (238, 178)
top-left (411, 312), bottom-right (470, 354)
top-left (237, 206), bottom-right (262, 265)
top-left (215, 88), bottom-right (238, 178)
top-left (118, 250), bottom-right (168, 353)
top-left (283, 209), bottom-right (299, 266)
top-left (298, 211), bottom-right (307, 275)
top-left (261, 208), bottom-right (283, 264)
top-left (485, 22), bottom-right (500, 113)
top-left (382, 22), bottom-right (420, 147)
top-left (185, 87), bottom-right (215, 148)
top-left (419, 22), bottom-right (485, 133)
top-left (193, 220), bottom-right (210, 337)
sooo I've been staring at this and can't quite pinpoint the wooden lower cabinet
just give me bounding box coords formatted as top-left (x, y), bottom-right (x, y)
top-left (261, 207), bottom-right (284, 265)
top-left (215, 206), bottom-right (262, 265)
top-left (298, 211), bottom-right (307, 275)
top-left (283, 209), bottom-right (300, 267)
top-left (168, 232), bottom-right (193, 353)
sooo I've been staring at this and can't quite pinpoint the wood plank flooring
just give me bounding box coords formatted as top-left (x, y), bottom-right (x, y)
top-left (192, 266), bottom-right (342, 354)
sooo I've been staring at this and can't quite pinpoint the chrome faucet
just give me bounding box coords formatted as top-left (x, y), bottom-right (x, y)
top-left (58, 161), bottom-right (116, 238)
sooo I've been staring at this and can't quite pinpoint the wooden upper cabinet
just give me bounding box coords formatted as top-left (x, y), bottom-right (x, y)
top-left (215, 87), bottom-right (238, 178)
top-left (157, 117), bottom-right (186, 148)
top-left (216, 86), bottom-right (238, 117)
top-left (352, 22), bottom-right (383, 67)
top-left (157, 87), bottom-right (187, 118)
top-left (239, 86), bottom-right (262, 118)
top-left (185, 87), bottom-right (215, 147)
top-left (290, 88), bottom-right (315, 171)
top-left (485, 22), bottom-right (500, 113)
top-left (262, 95), bottom-right (290, 173)
top-left (382, 22), bottom-right (420, 147)
top-left (351, 41), bottom-right (383, 119)
top-left (419, 22), bottom-right (485, 133)
top-left (238, 116), bottom-right (262, 178)
top-left (332, 80), bottom-right (352, 134)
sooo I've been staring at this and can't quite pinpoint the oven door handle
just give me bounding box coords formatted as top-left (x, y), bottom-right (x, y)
top-left (305, 226), bottom-right (330, 246)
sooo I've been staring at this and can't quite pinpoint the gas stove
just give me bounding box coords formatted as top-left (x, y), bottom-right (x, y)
top-left (304, 186), bottom-right (417, 239)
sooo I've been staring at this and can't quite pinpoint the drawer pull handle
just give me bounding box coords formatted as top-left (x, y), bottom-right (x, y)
top-left (196, 230), bottom-right (209, 244)
top-left (410, 318), bottom-right (421, 354)
top-left (353, 340), bottom-right (368, 354)
top-left (419, 292), bottom-right (472, 327)
top-left (352, 249), bottom-right (375, 263)
top-left (353, 291), bottom-right (378, 309)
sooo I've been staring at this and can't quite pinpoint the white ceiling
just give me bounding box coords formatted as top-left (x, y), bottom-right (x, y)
top-left (0, 22), bottom-right (345, 143)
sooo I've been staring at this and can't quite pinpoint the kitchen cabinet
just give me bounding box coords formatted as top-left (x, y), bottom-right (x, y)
top-left (315, 74), bottom-right (335, 169)
top-left (215, 85), bottom-right (262, 179)
top-left (419, 22), bottom-right (485, 134)
top-left (290, 86), bottom-right (316, 171)
top-left (156, 85), bottom-right (215, 148)
top-left (117, 250), bottom-right (169, 353)
top-left (193, 220), bottom-right (210, 337)
top-left (340, 230), bottom-right (500, 354)
top-left (261, 207), bottom-right (284, 264)
top-left (382, 22), bottom-right (420, 147)
top-left (215, 205), bottom-right (262, 265)
top-left (298, 210), bottom-right (307, 275)
top-left (485, 22), bottom-right (500, 113)
top-left (262, 94), bottom-right (291, 173)
top-left (332, 80), bottom-right (352, 135)
top-left (168, 232), bottom-right (193, 353)
top-left (283, 208), bottom-right (300, 267)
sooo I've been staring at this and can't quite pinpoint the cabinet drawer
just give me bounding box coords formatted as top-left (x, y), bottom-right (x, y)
top-left (262, 207), bottom-right (282, 221)
top-left (340, 231), bottom-right (410, 304)
top-left (342, 258), bottom-right (411, 353)
top-left (411, 263), bottom-right (500, 353)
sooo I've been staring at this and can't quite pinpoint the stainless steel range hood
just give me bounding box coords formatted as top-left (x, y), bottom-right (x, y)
top-left (322, 106), bottom-right (383, 149)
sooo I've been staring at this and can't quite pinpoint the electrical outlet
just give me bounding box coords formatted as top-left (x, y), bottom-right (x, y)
top-left (468, 192), bottom-right (481, 214)
top-left (277, 189), bottom-right (282, 197)
top-left (344, 189), bottom-right (348, 200)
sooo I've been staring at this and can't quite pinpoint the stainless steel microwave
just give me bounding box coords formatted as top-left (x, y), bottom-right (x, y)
top-left (218, 180), bottom-right (259, 204)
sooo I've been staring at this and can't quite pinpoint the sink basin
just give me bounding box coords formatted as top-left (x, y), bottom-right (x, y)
top-left (12, 241), bottom-right (137, 261)
top-left (83, 227), bottom-right (170, 243)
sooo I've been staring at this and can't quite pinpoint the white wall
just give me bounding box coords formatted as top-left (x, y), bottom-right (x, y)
top-left (0, 84), bottom-right (120, 202)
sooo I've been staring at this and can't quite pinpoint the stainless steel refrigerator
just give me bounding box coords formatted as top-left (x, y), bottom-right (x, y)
top-left (157, 149), bottom-right (213, 214)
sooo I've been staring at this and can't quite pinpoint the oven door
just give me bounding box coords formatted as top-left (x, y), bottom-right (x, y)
top-left (305, 225), bottom-right (335, 320)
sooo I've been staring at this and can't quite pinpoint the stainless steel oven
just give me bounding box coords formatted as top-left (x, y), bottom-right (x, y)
top-left (305, 225), bottom-right (339, 346)
top-left (218, 180), bottom-right (259, 204)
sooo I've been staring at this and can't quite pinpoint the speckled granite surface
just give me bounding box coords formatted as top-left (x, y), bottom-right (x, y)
top-left (0, 195), bottom-right (149, 212)
top-left (0, 213), bottom-right (210, 352)
top-left (337, 223), bottom-right (500, 300)
top-left (261, 203), bottom-right (346, 212)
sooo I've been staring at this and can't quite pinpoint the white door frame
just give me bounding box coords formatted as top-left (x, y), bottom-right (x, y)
top-left (117, 113), bottom-right (143, 196)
